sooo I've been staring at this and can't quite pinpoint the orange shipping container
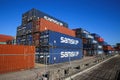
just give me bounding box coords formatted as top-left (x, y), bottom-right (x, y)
top-left (33, 18), bottom-right (75, 37)
top-left (0, 44), bottom-right (35, 74)
top-left (0, 34), bottom-right (14, 42)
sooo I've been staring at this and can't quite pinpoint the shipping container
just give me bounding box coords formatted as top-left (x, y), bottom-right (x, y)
top-left (83, 44), bottom-right (91, 49)
top-left (17, 23), bottom-right (33, 36)
top-left (116, 43), bottom-right (120, 47)
top-left (82, 38), bottom-right (87, 44)
top-left (91, 44), bottom-right (98, 49)
top-left (98, 41), bottom-right (108, 45)
top-left (21, 27), bottom-right (26, 36)
top-left (74, 29), bottom-right (94, 40)
top-left (40, 30), bottom-right (82, 48)
top-left (39, 48), bottom-right (83, 64)
top-left (16, 36), bottom-right (21, 45)
top-left (16, 26), bottom-right (22, 36)
top-left (35, 18), bottom-right (75, 37)
top-left (87, 34), bottom-right (94, 39)
top-left (92, 40), bottom-right (98, 44)
top-left (0, 44), bottom-right (35, 74)
top-left (76, 34), bottom-right (82, 38)
top-left (103, 42), bottom-right (108, 45)
top-left (86, 38), bottom-right (94, 44)
top-left (25, 22), bottom-right (32, 34)
top-left (73, 28), bottom-right (90, 34)
top-left (96, 37), bottom-right (104, 42)
top-left (82, 30), bottom-right (90, 34)
top-left (104, 50), bottom-right (112, 55)
top-left (81, 33), bottom-right (88, 38)
top-left (103, 45), bottom-right (113, 50)
top-left (73, 28), bottom-right (83, 34)
top-left (86, 50), bottom-right (92, 56)
top-left (22, 8), bottom-right (68, 28)
top-left (33, 32), bottom-right (40, 47)
top-left (0, 34), bottom-right (14, 42)
top-left (80, 34), bottom-right (94, 39)
top-left (91, 33), bottom-right (100, 38)
top-left (26, 34), bottom-right (33, 45)
top-left (82, 38), bottom-right (97, 45)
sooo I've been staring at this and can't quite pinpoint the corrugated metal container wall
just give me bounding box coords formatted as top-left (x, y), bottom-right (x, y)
top-left (39, 48), bottom-right (83, 64)
top-left (36, 18), bottom-right (75, 37)
top-left (16, 26), bottom-right (22, 36)
top-left (21, 27), bottom-right (26, 36)
top-left (16, 37), bottom-right (21, 45)
top-left (40, 30), bottom-right (82, 48)
top-left (25, 22), bottom-right (32, 34)
top-left (0, 44), bottom-right (35, 74)
top-left (0, 34), bottom-right (14, 42)
top-left (26, 34), bottom-right (33, 45)
top-left (20, 36), bottom-right (26, 45)
top-left (76, 33), bottom-right (93, 39)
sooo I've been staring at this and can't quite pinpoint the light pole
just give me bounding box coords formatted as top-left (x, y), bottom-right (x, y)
top-left (69, 53), bottom-right (73, 80)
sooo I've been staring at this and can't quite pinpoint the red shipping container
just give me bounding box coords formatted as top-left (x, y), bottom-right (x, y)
top-left (0, 34), bottom-right (14, 42)
top-left (0, 44), bottom-right (35, 74)
top-left (97, 37), bottom-right (104, 42)
top-left (33, 18), bottom-right (75, 37)
top-left (103, 45), bottom-right (113, 50)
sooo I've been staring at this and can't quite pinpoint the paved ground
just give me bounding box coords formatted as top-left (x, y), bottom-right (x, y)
top-left (70, 55), bottom-right (120, 80)
top-left (0, 56), bottom-right (95, 80)
top-left (1, 55), bottom-right (120, 80)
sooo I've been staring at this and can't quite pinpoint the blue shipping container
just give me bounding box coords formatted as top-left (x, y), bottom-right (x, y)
top-left (91, 33), bottom-right (100, 38)
top-left (39, 48), bottom-right (83, 64)
top-left (40, 30), bottom-right (82, 48)
top-left (26, 36), bottom-right (33, 45)
top-left (16, 37), bottom-right (21, 44)
top-left (25, 22), bottom-right (32, 34)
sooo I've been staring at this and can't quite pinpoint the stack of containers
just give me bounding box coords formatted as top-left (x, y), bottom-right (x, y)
top-left (16, 8), bottom-right (70, 47)
top-left (39, 30), bottom-right (83, 64)
top-left (73, 28), bottom-right (98, 56)
top-left (114, 43), bottom-right (120, 54)
top-left (16, 8), bottom-right (78, 63)
top-left (117, 43), bottom-right (120, 53)
top-left (22, 8), bottom-right (68, 27)
top-left (16, 25), bottom-right (26, 45)
top-left (103, 45), bottom-right (113, 55)
top-left (91, 33), bottom-right (104, 55)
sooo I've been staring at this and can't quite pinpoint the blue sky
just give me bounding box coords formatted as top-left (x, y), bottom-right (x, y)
top-left (0, 0), bottom-right (120, 45)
